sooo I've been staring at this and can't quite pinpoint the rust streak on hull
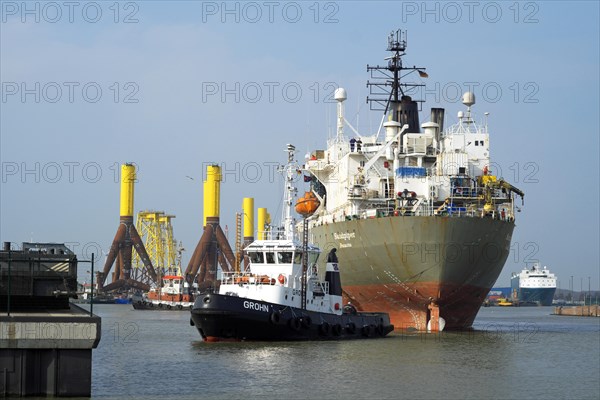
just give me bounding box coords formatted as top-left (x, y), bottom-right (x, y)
top-left (343, 282), bottom-right (491, 330)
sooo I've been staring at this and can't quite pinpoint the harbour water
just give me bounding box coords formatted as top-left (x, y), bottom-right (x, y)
top-left (86, 305), bottom-right (599, 400)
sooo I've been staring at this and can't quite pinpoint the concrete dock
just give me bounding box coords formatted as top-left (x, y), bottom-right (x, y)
top-left (1, 242), bottom-right (102, 396)
top-left (553, 305), bottom-right (600, 317)
top-left (0, 304), bottom-right (101, 396)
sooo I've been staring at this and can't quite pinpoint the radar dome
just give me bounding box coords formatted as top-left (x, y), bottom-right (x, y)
top-left (334, 88), bottom-right (347, 102)
top-left (462, 92), bottom-right (475, 107)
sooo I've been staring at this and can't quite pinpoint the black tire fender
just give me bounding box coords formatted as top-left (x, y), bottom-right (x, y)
top-left (301, 316), bottom-right (312, 329)
top-left (361, 325), bottom-right (370, 337)
top-left (346, 322), bottom-right (356, 334)
top-left (270, 311), bottom-right (281, 324)
top-left (319, 322), bottom-right (330, 336)
top-left (332, 324), bottom-right (342, 336)
top-left (288, 318), bottom-right (301, 331)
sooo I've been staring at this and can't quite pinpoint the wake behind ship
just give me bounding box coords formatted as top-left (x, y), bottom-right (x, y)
top-left (301, 30), bottom-right (524, 331)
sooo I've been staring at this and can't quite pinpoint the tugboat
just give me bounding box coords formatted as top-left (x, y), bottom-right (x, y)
top-left (190, 144), bottom-right (394, 341)
top-left (132, 275), bottom-right (195, 310)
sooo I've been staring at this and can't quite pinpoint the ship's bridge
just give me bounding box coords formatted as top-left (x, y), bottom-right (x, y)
top-left (244, 240), bottom-right (320, 277)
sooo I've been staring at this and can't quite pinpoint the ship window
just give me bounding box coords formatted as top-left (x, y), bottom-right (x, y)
top-left (266, 252), bottom-right (276, 264)
top-left (277, 252), bottom-right (293, 264)
top-left (249, 252), bottom-right (264, 263)
top-left (294, 252), bottom-right (303, 264)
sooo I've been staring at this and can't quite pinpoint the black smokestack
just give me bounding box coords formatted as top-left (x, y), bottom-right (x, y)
top-left (325, 249), bottom-right (342, 297)
top-left (431, 108), bottom-right (445, 141)
top-left (398, 96), bottom-right (420, 133)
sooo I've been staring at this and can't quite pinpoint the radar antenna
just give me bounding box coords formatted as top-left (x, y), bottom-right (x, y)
top-left (366, 29), bottom-right (427, 122)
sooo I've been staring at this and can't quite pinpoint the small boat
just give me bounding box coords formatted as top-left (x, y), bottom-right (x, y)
top-left (496, 298), bottom-right (514, 307)
top-left (190, 144), bottom-right (394, 341)
top-left (132, 275), bottom-right (195, 310)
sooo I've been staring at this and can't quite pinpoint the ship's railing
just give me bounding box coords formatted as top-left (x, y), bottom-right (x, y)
top-left (311, 183), bottom-right (518, 226)
top-left (221, 272), bottom-right (277, 286)
top-left (312, 199), bottom-right (517, 224)
top-left (450, 185), bottom-right (480, 198)
top-left (308, 278), bottom-right (330, 296)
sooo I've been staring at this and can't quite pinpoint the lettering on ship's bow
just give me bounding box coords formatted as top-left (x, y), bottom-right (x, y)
top-left (334, 232), bottom-right (355, 248)
top-left (243, 300), bottom-right (270, 312)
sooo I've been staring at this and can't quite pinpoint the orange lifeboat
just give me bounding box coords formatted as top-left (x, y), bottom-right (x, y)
top-left (295, 191), bottom-right (320, 217)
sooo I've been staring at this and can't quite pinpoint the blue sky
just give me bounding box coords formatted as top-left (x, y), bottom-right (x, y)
top-left (1, 1), bottom-right (599, 290)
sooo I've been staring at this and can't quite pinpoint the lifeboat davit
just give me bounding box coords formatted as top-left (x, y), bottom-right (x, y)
top-left (295, 191), bottom-right (320, 217)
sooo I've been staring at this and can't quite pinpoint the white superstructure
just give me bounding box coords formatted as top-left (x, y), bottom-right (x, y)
top-left (299, 31), bottom-right (523, 232)
top-left (512, 264), bottom-right (557, 289)
top-left (304, 90), bottom-right (522, 228)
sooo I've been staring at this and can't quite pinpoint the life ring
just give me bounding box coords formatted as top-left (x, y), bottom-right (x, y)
top-left (177, 304), bottom-right (183, 310)
top-left (343, 304), bottom-right (357, 315)
top-left (301, 316), bottom-right (312, 329)
top-left (288, 318), bottom-right (301, 332)
top-left (270, 311), bottom-right (281, 325)
top-left (319, 322), bottom-right (330, 336)
top-left (346, 322), bottom-right (356, 334)
top-left (332, 324), bottom-right (342, 336)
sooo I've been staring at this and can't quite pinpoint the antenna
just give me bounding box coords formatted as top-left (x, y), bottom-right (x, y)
top-left (366, 29), bottom-right (426, 123)
top-left (281, 144), bottom-right (298, 240)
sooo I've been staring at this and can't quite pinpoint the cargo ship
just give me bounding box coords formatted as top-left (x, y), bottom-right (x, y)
top-left (190, 145), bottom-right (393, 341)
top-left (301, 30), bottom-right (524, 331)
top-left (511, 264), bottom-right (557, 306)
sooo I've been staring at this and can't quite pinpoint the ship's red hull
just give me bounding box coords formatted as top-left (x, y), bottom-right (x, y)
top-left (342, 281), bottom-right (490, 331)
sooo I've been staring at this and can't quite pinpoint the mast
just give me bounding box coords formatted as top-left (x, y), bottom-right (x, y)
top-left (281, 144), bottom-right (297, 240)
top-left (366, 29), bottom-right (427, 133)
top-left (335, 88), bottom-right (347, 142)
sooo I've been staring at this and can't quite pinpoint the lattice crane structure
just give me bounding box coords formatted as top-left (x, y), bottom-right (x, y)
top-left (131, 211), bottom-right (181, 286)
